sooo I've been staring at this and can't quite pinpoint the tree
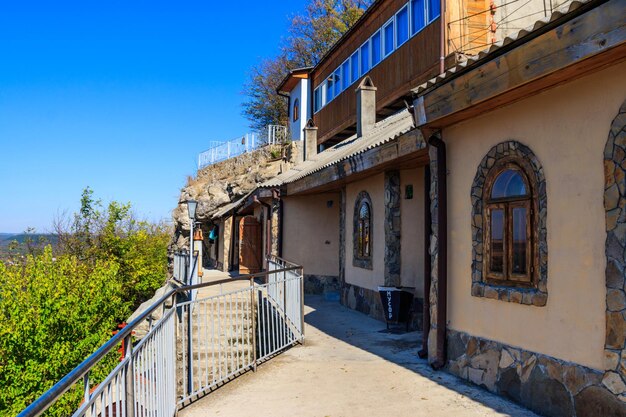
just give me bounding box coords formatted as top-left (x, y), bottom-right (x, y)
top-left (241, 0), bottom-right (373, 131)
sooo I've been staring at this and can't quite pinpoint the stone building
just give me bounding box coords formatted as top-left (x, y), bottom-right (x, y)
top-left (204, 0), bottom-right (626, 414)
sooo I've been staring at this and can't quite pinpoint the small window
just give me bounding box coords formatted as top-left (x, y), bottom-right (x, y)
top-left (484, 164), bottom-right (533, 285)
top-left (353, 191), bottom-right (373, 269)
top-left (350, 51), bottom-right (360, 83)
top-left (326, 76), bottom-right (334, 102)
top-left (292, 98), bottom-right (299, 122)
top-left (411, 0), bottom-right (426, 34)
top-left (341, 60), bottom-right (350, 90)
top-left (427, 0), bottom-right (441, 22)
top-left (334, 68), bottom-right (342, 97)
top-left (396, 6), bottom-right (409, 46)
top-left (313, 87), bottom-right (321, 113)
top-left (360, 41), bottom-right (370, 75)
top-left (383, 20), bottom-right (395, 56)
top-left (371, 30), bottom-right (382, 66)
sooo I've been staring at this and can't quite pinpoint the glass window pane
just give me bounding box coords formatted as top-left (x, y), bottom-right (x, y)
top-left (364, 222), bottom-right (370, 256)
top-left (360, 42), bottom-right (370, 75)
top-left (342, 60), bottom-right (350, 90)
top-left (396, 6), bottom-right (409, 45)
top-left (491, 169), bottom-right (528, 199)
top-left (428, 0), bottom-right (441, 22)
top-left (490, 209), bottom-right (504, 274)
top-left (411, 0), bottom-right (426, 34)
top-left (512, 207), bottom-right (527, 275)
top-left (314, 88), bottom-right (320, 112)
top-left (371, 31), bottom-right (381, 66)
top-left (384, 21), bottom-right (394, 56)
top-left (334, 69), bottom-right (341, 96)
top-left (351, 52), bottom-right (359, 83)
top-left (326, 77), bottom-right (334, 102)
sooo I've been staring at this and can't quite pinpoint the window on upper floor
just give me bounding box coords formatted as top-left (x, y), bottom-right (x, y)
top-left (427, 0), bottom-right (441, 22)
top-left (411, 0), bottom-right (426, 34)
top-left (383, 19), bottom-right (395, 57)
top-left (342, 60), bottom-right (350, 90)
top-left (484, 162), bottom-right (534, 285)
top-left (371, 30), bottom-right (382, 66)
top-left (350, 51), bottom-right (360, 83)
top-left (396, 5), bottom-right (409, 46)
top-left (334, 68), bottom-right (342, 97)
top-left (292, 99), bottom-right (299, 122)
top-left (326, 76), bottom-right (334, 102)
top-left (360, 41), bottom-right (370, 76)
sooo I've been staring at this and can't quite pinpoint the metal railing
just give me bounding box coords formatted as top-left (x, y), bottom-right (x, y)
top-left (18, 262), bottom-right (304, 417)
top-left (197, 125), bottom-right (289, 169)
top-left (172, 250), bottom-right (198, 286)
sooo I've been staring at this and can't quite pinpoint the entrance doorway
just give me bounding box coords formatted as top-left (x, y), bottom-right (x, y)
top-left (239, 215), bottom-right (262, 274)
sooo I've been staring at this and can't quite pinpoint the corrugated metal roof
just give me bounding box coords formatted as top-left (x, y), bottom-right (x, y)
top-left (412, 0), bottom-right (591, 95)
top-left (211, 191), bottom-right (253, 220)
top-left (261, 108), bottom-right (415, 187)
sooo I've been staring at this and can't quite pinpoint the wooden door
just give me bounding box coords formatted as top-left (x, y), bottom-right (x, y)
top-left (239, 216), bottom-right (262, 274)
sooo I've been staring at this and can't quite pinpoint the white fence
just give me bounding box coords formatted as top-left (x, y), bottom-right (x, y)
top-left (198, 125), bottom-right (289, 169)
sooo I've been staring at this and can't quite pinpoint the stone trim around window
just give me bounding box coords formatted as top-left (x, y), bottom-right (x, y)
top-left (353, 190), bottom-right (373, 270)
top-left (470, 141), bottom-right (548, 306)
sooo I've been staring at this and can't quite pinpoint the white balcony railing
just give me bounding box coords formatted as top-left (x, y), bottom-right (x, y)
top-left (198, 125), bottom-right (289, 169)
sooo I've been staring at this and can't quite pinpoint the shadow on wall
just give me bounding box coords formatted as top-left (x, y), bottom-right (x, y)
top-left (303, 295), bottom-right (539, 417)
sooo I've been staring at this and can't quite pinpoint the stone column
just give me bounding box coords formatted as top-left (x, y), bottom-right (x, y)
top-left (356, 76), bottom-right (377, 137)
top-left (384, 170), bottom-right (401, 286)
top-left (303, 119), bottom-right (318, 161)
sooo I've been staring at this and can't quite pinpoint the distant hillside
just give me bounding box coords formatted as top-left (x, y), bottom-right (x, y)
top-left (0, 233), bottom-right (58, 247)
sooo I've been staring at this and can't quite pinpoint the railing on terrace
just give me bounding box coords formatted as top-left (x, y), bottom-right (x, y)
top-left (18, 257), bottom-right (304, 417)
top-left (197, 125), bottom-right (289, 169)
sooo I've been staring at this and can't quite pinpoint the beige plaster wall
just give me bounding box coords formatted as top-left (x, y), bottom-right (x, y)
top-left (444, 62), bottom-right (626, 370)
top-left (400, 168), bottom-right (425, 298)
top-left (346, 173), bottom-right (385, 291)
top-left (218, 216), bottom-right (231, 269)
top-left (282, 192), bottom-right (341, 277)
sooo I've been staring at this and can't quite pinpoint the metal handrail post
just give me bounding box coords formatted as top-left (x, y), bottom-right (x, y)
top-left (124, 334), bottom-right (135, 417)
top-left (249, 277), bottom-right (257, 372)
top-left (300, 267), bottom-right (305, 344)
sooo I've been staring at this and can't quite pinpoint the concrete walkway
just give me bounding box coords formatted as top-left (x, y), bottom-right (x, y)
top-left (179, 290), bottom-right (538, 417)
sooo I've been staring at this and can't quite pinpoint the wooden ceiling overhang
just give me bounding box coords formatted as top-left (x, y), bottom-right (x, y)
top-left (284, 128), bottom-right (429, 196)
top-left (412, 0), bottom-right (626, 130)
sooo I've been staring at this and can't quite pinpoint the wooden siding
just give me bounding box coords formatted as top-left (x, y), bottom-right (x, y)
top-left (313, 17), bottom-right (442, 144)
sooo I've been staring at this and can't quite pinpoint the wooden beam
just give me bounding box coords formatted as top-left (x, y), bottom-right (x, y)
top-left (417, 0), bottom-right (626, 127)
top-left (286, 129), bottom-right (428, 195)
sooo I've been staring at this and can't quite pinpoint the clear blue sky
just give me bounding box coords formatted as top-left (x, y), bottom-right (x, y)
top-left (0, 0), bottom-right (307, 233)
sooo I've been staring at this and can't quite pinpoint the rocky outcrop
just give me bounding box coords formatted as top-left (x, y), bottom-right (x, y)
top-left (170, 142), bottom-right (302, 255)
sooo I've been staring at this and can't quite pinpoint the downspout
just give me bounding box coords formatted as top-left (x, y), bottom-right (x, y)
top-left (418, 164), bottom-right (431, 359)
top-left (429, 135), bottom-right (448, 370)
top-left (274, 189), bottom-right (284, 258)
top-left (440, 0), bottom-right (446, 73)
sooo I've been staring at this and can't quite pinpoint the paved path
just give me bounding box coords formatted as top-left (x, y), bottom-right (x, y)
top-left (179, 289), bottom-right (537, 417)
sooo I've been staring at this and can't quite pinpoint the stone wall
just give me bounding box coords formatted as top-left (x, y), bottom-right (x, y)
top-left (602, 100), bottom-right (626, 407)
top-left (384, 170), bottom-right (401, 286)
top-left (446, 329), bottom-right (626, 416)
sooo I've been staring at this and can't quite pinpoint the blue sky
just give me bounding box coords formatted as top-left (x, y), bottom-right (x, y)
top-left (0, 0), bottom-right (307, 233)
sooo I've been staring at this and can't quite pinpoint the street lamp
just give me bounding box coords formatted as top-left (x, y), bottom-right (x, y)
top-left (186, 200), bottom-right (197, 285)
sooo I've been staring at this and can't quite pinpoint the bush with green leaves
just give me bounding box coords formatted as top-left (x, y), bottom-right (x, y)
top-left (0, 189), bottom-right (171, 416)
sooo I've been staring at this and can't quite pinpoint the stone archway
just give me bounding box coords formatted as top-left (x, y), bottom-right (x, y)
top-left (603, 100), bottom-right (626, 401)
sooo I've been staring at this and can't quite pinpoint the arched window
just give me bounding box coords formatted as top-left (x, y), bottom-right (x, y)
top-left (293, 99), bottom-right (300, 122)
top-left (353, 191), bottom-right (373, 269)
top-left (484, 162), bottom-right (534, 284)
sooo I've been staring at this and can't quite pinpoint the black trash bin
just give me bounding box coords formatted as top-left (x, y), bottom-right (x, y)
top-left (378, 286), bottom-right (415, 331)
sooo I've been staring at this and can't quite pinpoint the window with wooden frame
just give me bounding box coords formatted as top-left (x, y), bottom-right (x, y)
top-left (484, 162), bottom-right (535, 286)
top-left (353, 191), bottom-right (373, 269)
top-left (292, 99), bottom-right (299, 122)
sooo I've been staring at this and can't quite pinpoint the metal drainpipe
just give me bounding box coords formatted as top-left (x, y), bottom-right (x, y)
top-left (418, 164), bottom-right (432, 359)
top-left (429, 135), bottom-right (448, 370)
top-left (440, 0), bottom-right (446, 73)
top-left (277, 193), bottom-right (284, 258)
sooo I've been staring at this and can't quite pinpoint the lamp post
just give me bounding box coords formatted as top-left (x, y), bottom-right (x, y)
top-left (187, 200), bottom-right (197, 285)
top-left (185, 199), bottom-right (197, 395)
